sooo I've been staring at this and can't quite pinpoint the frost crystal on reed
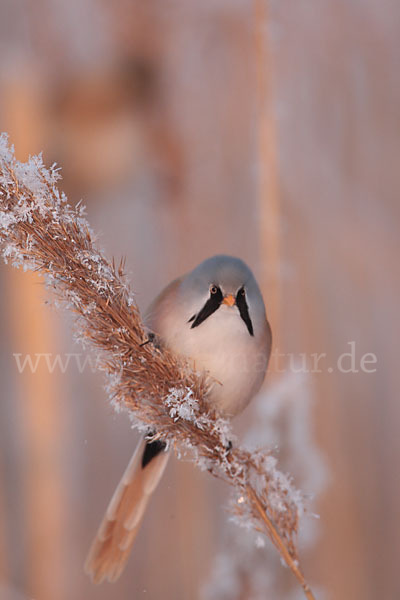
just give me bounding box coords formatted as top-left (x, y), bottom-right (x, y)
top-left (0, 134), bottom-right (315, 599)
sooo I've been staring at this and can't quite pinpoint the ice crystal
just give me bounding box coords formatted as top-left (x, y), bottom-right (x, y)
top-left (0, 134), bottom-right (315, 598)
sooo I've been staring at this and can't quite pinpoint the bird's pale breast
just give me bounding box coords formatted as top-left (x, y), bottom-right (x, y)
top-left (148, 290), bottom-right (269, 416)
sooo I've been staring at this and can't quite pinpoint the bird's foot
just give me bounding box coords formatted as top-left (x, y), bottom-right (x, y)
top-left (140, 331), bottom-right (161, 349)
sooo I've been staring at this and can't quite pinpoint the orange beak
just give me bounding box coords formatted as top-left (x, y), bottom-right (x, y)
top-left (222, 294), bottom-right (235, 307)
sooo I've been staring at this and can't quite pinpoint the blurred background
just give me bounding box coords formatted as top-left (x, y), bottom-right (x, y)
top-left (0, 1), bottom-right (399, 599)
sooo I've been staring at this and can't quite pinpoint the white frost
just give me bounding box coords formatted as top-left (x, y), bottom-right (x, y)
top-left (165, 387), bottom-right (198, 422)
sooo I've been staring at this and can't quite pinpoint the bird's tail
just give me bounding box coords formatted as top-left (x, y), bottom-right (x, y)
top-left (84, 437), bottom-right (169, 583)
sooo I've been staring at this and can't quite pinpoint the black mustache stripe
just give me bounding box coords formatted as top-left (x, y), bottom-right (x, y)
top-left (236, 289), bottom-right (254, 336)
top-left (189, 287), bottom-right (223, 328)
top-left (189, 287), bottom-right (254, 336)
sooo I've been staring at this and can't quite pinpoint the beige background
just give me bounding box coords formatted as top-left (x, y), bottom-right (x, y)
top-left (0, 1), bottom-right (399, 599)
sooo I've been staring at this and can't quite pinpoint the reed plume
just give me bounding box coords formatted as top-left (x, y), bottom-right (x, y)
top-left (0, 133), bottom-right (315, 600)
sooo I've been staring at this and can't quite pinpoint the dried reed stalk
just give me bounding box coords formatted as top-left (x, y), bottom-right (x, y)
top-left (0, 134), bottom-right (315, 600)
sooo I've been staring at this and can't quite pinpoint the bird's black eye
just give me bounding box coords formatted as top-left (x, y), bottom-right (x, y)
top-left (190, 284), bottom-right (223, 328)
top-left (238, 287), bottom-right (245, 296)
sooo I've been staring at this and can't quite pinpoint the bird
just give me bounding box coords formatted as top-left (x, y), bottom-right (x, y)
top-left (84, 254), bottom-right (272, 583)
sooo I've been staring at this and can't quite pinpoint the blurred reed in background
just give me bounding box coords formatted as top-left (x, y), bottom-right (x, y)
top-left (0, 1), bottom-right (399, 599)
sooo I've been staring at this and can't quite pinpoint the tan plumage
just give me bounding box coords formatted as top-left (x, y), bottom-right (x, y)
top-left (84, 439), bottom-right (169, 583)
top-left (84, 255), bottom-right (271, 583)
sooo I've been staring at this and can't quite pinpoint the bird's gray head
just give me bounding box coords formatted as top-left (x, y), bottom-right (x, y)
top-left (180, 255), bottom-right (266, 337)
